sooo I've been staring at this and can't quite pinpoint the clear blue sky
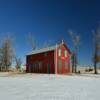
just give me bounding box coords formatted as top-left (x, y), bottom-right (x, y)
top-left (0, 0), bottom-right (100, 66)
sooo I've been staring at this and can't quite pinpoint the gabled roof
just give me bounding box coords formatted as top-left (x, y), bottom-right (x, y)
top-left (26, 42), bottom-right (71, 56)
top-left (27, 45), bottom-right (56, 55)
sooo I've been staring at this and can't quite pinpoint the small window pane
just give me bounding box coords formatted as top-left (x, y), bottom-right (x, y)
top-left (58, 49), bottom-right (61, 56)
top-left (65, 50), bottom-right (67, 57)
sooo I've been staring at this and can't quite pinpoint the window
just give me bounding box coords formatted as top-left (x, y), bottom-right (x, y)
top-left (58, 49), bottom-right (61, 56)
top-left (64, 50), bottom-right (67, 57)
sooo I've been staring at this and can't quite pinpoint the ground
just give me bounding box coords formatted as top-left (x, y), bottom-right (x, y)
top-left (0, 73), bottom-right (100, 100)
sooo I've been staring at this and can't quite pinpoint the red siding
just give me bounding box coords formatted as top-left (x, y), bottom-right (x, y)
top-left (26, 43), bottom-right (71, 74)
top-left (26, 51), bottom-right (55, 74)
top-left (54, 44), bottom-right (71, 74)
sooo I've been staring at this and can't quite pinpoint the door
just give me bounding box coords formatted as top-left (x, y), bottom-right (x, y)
top-left (47, 64), bottom-right (51, 74)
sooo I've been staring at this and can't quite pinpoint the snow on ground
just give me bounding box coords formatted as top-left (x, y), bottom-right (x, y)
top-left (0, 74), bottom-right (100, 100)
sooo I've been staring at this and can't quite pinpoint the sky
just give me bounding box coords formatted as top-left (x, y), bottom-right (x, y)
top-left (0, 0), bottom-right (100, 66)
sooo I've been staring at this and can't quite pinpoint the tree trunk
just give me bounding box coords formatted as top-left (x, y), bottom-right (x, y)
top-left (71, 54), bottom-right (75, 73)
top-left (75, 62), bottom-right (77, 73)
top-left (94, 61), bottom-right (97, 74)
top-left (74, 54), bottom-right (77, 73)
top-left (72, 61), bottom-right (74, 73)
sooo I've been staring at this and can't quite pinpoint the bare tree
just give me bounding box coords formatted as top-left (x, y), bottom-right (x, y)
top-left (15, 56), bottom-right (22, 70)
top-left (68, 30), bottom-right (80, 73)
top-left (93, 23), bottom-right (100, 74)
top-left (27, 33), bottom-right (37, 50)
top-left (43, 33), bottom-right (57, 48)
top-left (0, 36), bottom-right (14, 71)
top-left (44, 37), bottom-right (55, 48)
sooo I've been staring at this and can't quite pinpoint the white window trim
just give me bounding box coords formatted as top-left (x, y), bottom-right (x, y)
top-left (65, 50), bottom-right (67, 57)
top-left (58, 49), bottom-right (61, 56)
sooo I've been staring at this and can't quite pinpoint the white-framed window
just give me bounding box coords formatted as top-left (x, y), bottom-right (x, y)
top-left (58, 49), bottom-right (61, 56)
top-left (64, 50), bottom-right (67, 57)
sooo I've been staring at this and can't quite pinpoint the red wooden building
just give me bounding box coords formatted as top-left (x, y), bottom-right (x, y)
top-left (26, 41), bottom-right (71, 74)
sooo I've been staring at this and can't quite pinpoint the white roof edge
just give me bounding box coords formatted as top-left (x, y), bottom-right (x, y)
top-left (26, 45), bottom-right (57, 56)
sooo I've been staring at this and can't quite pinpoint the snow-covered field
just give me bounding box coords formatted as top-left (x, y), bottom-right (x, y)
top-left (0, 74), bottom-right (100, 100)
